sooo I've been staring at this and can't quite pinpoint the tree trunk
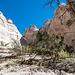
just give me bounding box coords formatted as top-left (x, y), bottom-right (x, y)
top-left (66, 0), bottom-right (75, 15)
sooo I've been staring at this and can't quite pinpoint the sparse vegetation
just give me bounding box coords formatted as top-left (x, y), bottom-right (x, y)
top-left (0, 31), bottom-right (75, 74)
top-left (11, 40), bottom-right (22, 55)
top-left (0, 41), bottom-right (10, 46)
top-left (70, 12), bottom-right (75, 19)
top-left (0, 66), bottom-right (3, 71)
top-left (22, 45), bottom-right (31, 54)
top-left (58, 50), bottom-right (69, 57)
top-left (0, 1), bottom-right (75, 74)
top-left (6, 61), bottom-right (15, 67)
top-left (0, 41), bottom-right (4, 46)
top-left (66, 19), bottom-right (72, 26)
top-left (73, 2), bottom-right (75, 10)
top-left (30, 32), bottom-right (67, 64)
top-left (8, 31), bottom-right (75, 69)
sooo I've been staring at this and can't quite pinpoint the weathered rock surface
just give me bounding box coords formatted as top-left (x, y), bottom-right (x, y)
top-left (22, 3), bottom-right (75, 48)
top-left (0, 46), bottom-right (16, 58)
top-left (20, 37), bottom-right (28, 46)
top-left (39, 19), bottom-right (51, 34)
top-left (23, 19), bottom-right (51, 45)
top-left (23, 25), bottom-right (39, 45)
top-left (0, 11), bottom-right (22, 47)
top-left (47, 3), bottom-right (75, 48)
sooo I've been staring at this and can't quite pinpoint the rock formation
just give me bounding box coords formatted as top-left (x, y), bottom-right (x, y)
top-left (0, 11), bottom-right (22, 47)
top-left (47, 3), bottom-right (75, 48)
top-left (23, 3), bottom-right (75, 48)
top-left (39, 19), bottom-right (51, 34)
top-left (23, 25), bottom-right (39, 45)
top-left (20, 37), bottom-right (28, 46)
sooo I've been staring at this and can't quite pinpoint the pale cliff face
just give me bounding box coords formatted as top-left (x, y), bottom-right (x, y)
top-left (0, 11), bottom-right (22, 47)
top-left (6, 18), bottom-right (13, 24)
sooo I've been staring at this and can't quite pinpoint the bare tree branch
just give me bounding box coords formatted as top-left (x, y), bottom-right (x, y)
top-left (43, 0), bottom-right (60, 7)
top-left (44, 0), bottom-right (75, 15)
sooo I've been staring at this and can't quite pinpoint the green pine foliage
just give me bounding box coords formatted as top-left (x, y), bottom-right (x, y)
top-left (66, 19), bottom-right (72, 26)
top-left (32, 31), bottom-right (67, 58)
top-left (70, 12), bottom-right (75, 19)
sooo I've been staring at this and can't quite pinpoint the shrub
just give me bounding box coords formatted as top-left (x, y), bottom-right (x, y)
top-left (12, 40), bottom-right (21, 48)
top-left (36, 59), bottom-right (43, 68)
top-left (70, 12), bottom-right (75, 19)
top-left (66, 19), bottom-right (72, 26)
top-left (58, 50), bottom-right (69, 57)
top-left (0, 66), bottom-right (3, 71)
top-left (0, 41), bottom-right (10, 46)
top-left (12, 40), bottom-right (22, 55)
top-left (32, 32), bottom-right (66, 58)
top-left (73, 2), bottom-right (75, 10)
top-left (0, 41), bottom-right (4, 46)
top-left (7, 61), bottom-right (15, 67)
top-left (22, 45), bottom-right (31, 54)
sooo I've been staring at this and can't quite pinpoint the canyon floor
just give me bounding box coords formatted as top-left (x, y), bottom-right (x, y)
top-left (0, 54), bottom-right (75, 75)
top-left (0, 47), bottom-right (75, 75)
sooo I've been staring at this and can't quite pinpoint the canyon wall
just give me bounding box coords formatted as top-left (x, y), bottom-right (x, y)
top-left (23, 3), bottom-right (75, 49)
top-left (0, 11), bottom-right (22, 47)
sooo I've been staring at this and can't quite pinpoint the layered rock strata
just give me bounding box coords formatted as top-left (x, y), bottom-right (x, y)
top-left (0, 11), bottom-right (22, 47)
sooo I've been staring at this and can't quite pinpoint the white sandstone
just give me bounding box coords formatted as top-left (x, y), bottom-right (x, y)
top-left (0, 11), bottom-right (22, 47)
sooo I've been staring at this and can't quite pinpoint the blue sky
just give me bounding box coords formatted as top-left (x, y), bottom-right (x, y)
top-left (0, 0), bottom-right (66, 34)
